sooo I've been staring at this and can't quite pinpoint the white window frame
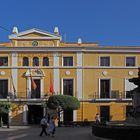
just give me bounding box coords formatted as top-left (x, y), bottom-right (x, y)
top-left (125, 56), bottom-right (136, 67)
top-left (0, 56), bottom-right (8, 67)
top-left (0, 78), bottom-right (10, 97)
top-left (61, 78), bottom-right (74, 96)
top-left (62, 56), bottom-right (74, 66)
top-left (99, 78), bottom-right (111, 99)
top-left (99, 56), bottom-right (111, 67)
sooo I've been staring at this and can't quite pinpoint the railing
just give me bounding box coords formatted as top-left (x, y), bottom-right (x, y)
top-left (87, 91), bottom-right (132, 100)
top-left (0, 92), bottom-right (50, 103)
top-left (0, 91), bottom-right (133, 103)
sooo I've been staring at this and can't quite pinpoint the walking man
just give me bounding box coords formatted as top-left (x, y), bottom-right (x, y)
top-left (40, 116), bottom-right (48, 136)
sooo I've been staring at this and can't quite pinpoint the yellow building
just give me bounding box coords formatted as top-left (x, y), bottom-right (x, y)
top-left (0, 26), bottom-right (137, 125)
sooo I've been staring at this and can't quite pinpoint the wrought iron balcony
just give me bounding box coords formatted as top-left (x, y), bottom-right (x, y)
top-left (86, 91), bottom-right (132, 103)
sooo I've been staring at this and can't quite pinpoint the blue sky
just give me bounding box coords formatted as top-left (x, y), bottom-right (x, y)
top-left (0, 0), bottom-right (140, 46)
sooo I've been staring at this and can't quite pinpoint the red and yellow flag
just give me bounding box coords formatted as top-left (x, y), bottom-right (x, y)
top-left (31, 78), bottom-right (37, 91)
top-left (50, 73), bottom-right (54, 95)
top-left (30, 69), bottom-right (37, 91)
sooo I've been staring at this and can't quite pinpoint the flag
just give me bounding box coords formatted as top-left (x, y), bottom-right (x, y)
top-left (30, 69), bottom-right (37, 91)
top-left (11, 75), bottom-right (16, 93)
top-left (50, 73), bottom-right (54, 95)
top-left (31, 77), bottom-right (37, 91)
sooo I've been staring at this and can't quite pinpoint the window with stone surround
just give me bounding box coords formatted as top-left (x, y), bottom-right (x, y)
top-left (126, 57), bottom-right (135, 67)
top-left (0, 57), bottom-right (8, 66)
top-left (43, 57), bottom-right (49, 66)
top-left (100, 56), bottom-right (110, 66)
top-left (23, 57), bottom-right (29, 66)
top-left (33, 57), bottom-right (39, 66)
top-left (63, 56), bottom-right (73, 66)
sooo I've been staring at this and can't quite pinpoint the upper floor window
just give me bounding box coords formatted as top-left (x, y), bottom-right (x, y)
top-left (33, 57), bottom-right (39, 66)
top-left (43, 57), bottom-right (49, 66)
top-left (126, 57), bottom-right (135, 67)
top-left (63, 56), bottom-right (73, 66)
top-left (0, 57), bottom-right (8, 66)
top-left (23, 57), bottom-right (29, 66)
top-left (100, 56), bottom-right (110, 66)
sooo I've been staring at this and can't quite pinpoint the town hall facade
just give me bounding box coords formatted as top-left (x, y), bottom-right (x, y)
top-left (0, 26), bottom-right (138, 125)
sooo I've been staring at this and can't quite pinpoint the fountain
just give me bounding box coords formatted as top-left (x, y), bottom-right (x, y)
top-left (92, 68), bottom-right (140, 140)
top-left (127, 67), bottom-right (140, 124)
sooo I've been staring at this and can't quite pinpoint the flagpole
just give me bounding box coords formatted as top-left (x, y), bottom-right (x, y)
top-left (11, 75), bottom-right (16, 98)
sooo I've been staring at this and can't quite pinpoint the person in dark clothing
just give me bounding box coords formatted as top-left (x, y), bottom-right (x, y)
top-left (46, 113), bottom-right (50, 124)
top-left (40, 116), bottom-right (48, 136)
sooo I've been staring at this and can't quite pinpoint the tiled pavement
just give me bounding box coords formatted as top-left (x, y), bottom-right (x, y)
top-left (0, 125), bottom-right (109, 140)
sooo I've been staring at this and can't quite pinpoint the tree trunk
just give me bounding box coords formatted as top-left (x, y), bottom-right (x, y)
top-left (0, 113), bottom-right (2, 127)
top-left (7, 112), bottom-right (9, 128)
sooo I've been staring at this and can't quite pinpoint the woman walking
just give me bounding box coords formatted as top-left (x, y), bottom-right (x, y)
top-left (48, 116), bottom-right (56, 137)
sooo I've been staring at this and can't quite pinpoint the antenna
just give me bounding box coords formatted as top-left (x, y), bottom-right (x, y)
top-left (0, 25), bottom-right (10, 32)
top-left (64, 33), bottom-right (67, 42)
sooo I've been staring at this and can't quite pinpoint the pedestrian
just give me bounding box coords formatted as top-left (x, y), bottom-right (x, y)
top-left (39, 116), bottom-right (48, 137)
top-left (48, 116), bottom-right (56, 137)
top-left (95, 113), bottom-right (100, 124)
top-left (46, 113), bottom-right (50, 124)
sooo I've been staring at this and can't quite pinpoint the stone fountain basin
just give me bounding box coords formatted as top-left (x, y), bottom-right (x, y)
top-left (92, 123), bottom-right (140, 140)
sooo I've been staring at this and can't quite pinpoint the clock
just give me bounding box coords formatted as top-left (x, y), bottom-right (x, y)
top-left (32, 41), bottom-right (38, 46)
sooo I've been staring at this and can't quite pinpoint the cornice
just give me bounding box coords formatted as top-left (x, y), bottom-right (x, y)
top-left (0, 66), bottom-right (138, 69)
top-left (8, 36), bottom-right (61, 40)
top-left (0, 46), bottom-right (140, 53)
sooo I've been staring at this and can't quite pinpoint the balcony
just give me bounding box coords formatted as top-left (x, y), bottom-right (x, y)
top-left (0, 92), bottom-right (49, 105)
top-left (86, 91), bottom-right (132, 103)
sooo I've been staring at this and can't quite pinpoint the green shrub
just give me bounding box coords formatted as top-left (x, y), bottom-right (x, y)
top-left (0, 102), bottom-right (11, 113)
top-left (47, 95), bottom-right (80, 110)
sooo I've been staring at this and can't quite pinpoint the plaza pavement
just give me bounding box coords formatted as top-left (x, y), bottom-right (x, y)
top-left (0, 125), bottom-right (109, 140)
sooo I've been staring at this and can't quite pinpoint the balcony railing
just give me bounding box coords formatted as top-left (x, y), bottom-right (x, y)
top-left (0, 91), bottom-right (133, 103)
top-left (88, 91), bottom-right (132, 99)
top-left (86, 91), bottom-right (133, 103)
